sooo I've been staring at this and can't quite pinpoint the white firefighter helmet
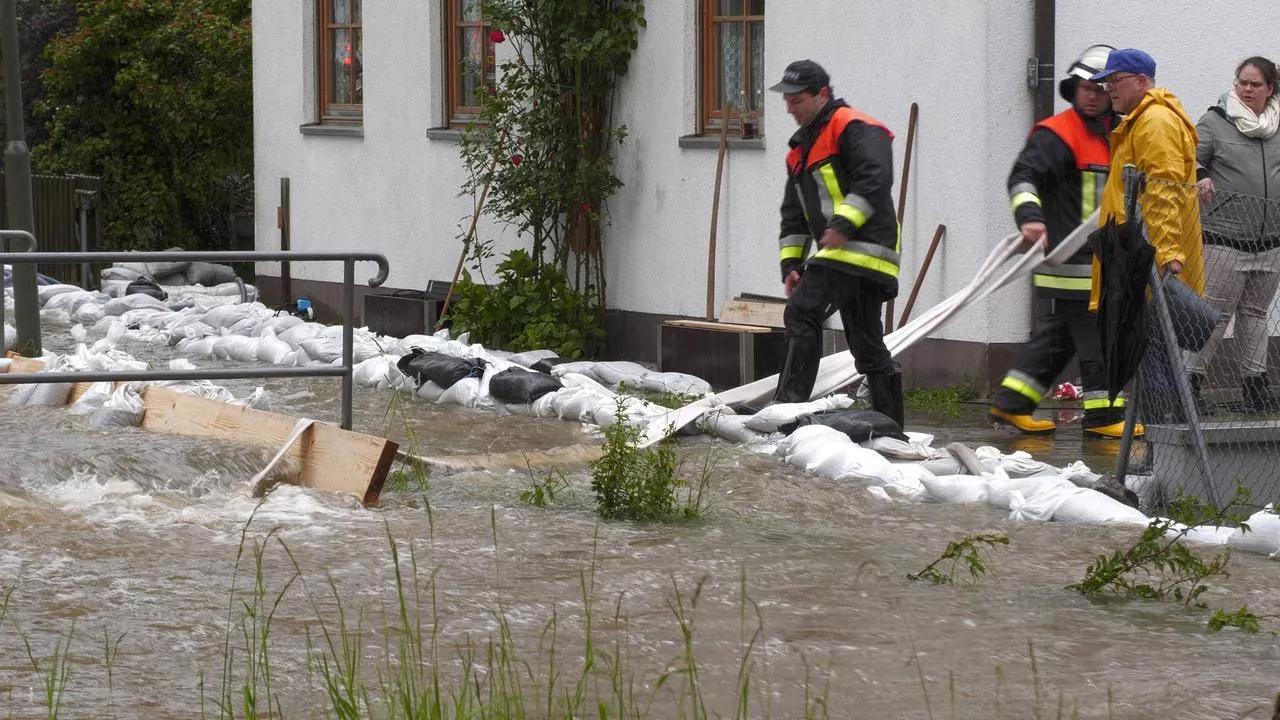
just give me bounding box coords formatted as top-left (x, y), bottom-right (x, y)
top-left (1060, 44), bottom-right (1114, 101)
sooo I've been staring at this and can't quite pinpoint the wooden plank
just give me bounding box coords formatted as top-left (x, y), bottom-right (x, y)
top-left (4, 352), bottom-right (396, 505)
top-left (719, 298), bottom-right (787, 328)
top-left (141, 386), bottom-right (396, 506)
top-left (3, 352), bottom-right (101, 404)
top-left (664, 319), bottom-right (774, 333)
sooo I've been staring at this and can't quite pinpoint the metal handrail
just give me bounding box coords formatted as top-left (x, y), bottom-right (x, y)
top-left (0, 250), bottom-right (390, 430)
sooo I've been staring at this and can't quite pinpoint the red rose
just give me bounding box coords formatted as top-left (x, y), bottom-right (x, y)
top-left (580, 202), bottom-right (591, 213)
top-left (489, 29), bottom-right (505, 43)
top-left (511, 155), bottom-right (523, 166)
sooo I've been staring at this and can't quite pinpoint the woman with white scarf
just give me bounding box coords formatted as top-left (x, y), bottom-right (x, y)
top-left (1189, 56), bottom-right (1280, 413)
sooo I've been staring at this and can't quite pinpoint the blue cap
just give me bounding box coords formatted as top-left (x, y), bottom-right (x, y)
top-left (1090, 48), bottom-right (1156, 81)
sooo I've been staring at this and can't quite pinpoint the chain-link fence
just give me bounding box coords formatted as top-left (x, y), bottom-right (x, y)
top-left (1117, 167), bottom-right (1280, 513)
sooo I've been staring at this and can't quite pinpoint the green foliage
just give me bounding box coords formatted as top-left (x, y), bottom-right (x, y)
top-left (1067, 487), bottom-right (1250, 610)
top-left (903, 384), bottom-right (979, 414)
top-left (4, 0), bottom-right (77, 150)
top-left (590, 403), bottom-right (710, 522)
top-left (448, 248), bottom-right (604, 358)
top-left (1207, 606), bottom-right (1262, 634)
top-left (36, 0), bottom-right (252, 251)
top-left (617, 381), bottom-right (704, 410)
top-left (455, 0), bottom-right (645, 341)
top-left (519, 469), bottom-right (571, 508)
top-left (908, 534), bottom-right (1009, 585)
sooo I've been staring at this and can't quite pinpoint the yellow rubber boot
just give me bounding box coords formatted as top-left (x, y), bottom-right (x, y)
top-left (990, 407), bottom-right (1056, 434)
top-left (1083, 421), bottom-right (1144, 439)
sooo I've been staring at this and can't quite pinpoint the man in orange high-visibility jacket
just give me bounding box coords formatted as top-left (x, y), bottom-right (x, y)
top-left (771, 59), bottom-right (904, 429)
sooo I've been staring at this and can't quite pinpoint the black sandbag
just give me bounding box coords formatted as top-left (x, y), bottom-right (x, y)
top-left (396, 347), bottom-right (485, 389)
top-left (488, 367), bottom-right (564, 404)
top-left (125, 278), bottom-right (167, 300)
top-left (788, 409), bottom-right (908, 442)
top-left (531, 357), bottom-right (572, 373)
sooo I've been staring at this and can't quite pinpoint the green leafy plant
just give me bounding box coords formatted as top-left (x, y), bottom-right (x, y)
top-left (453, 0), bottom-right (645, 352)
top-left (903, 384), bottom-right (979, 414)
top-left (1068, 487), bottom-right (1251, 610)
top-left (617, 381), bottom-right (704, 410)
top-left (520, 468), bottom-right (572, 508)
top-left (448, 248), bottom-right (604, 358)
top-left (589, 402), bottom-right (711, 522)
top-left (908, 534), bottom-right (1009, 585)
top-left (36, 0), bottom-right (252, 251)
top-left (1207, 606), bottom-right (1263, 634)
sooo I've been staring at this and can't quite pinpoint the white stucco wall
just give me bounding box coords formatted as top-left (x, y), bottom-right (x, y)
top-left (253, 0), bottom-right (1274, 346)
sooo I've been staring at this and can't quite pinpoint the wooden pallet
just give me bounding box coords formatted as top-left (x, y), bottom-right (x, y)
top-left (3, 353), bottom-right (396, 506)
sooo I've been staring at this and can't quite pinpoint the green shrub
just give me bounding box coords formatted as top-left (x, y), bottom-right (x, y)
top-left (448, 249), bottom-right (604, 359)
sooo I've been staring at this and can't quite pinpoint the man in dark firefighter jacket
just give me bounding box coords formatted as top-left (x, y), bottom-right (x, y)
top-left (770, 59), bottom-right (905, 429)
top-left (991, 45), bottom-right (1138, 439)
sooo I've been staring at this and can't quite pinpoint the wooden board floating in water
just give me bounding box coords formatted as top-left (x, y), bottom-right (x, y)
top-left (3, 352), bottom-right (397, 506)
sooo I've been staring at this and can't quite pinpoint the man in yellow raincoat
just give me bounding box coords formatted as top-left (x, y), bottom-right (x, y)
top-left (1089, 48), bottom-right (1204, 434)
top-left (1089, 48), bottom-right (1204, 306)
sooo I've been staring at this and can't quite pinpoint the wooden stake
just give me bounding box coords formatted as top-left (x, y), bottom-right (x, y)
top-left (705, 116), bottom-right (732, 320)
top-left (439, 142), bottom-right (505, 323)
top-left (884, 102), bottom-right (919, 333)
top-left (897, 223), bottom-right (946, 327)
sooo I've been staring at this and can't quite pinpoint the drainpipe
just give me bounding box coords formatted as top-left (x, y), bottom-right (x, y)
top-left (1029, 0), bottom-right (1056, 122)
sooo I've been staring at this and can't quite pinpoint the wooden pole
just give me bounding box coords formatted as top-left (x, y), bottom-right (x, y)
top-left (884, 102), bottom-right (918, 333)
top-left (897, 223), bottom-right (945, 327)
top-left (439, 148), bottom-right (504, 323)
top-left (705, 116), bottom-right (732, 320)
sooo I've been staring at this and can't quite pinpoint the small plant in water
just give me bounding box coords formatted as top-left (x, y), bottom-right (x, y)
top-left (903, 384), bottom-right (979, 414)
top-left (908, 533), bottom-right (1009, 585)
top-left (520, 468), bottom-right (572, 508)
top-left (616, 381), bottom-right (704, 410)
top-left (590, 402), bottom-right (711, 522)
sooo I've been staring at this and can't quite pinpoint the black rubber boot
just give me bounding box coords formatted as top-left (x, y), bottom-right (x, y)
top-left (867, 372), bottom-right (905, 431)
top-left (1189, 372), bottom-right (1216, 416)
top-left (1242, 373), bottom-right (1280, 413)
top-left (773, 340), bottom-right (820, 404)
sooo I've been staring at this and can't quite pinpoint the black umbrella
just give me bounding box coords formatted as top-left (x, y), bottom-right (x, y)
top-left (1090, 217), bottom-right (1155, 402)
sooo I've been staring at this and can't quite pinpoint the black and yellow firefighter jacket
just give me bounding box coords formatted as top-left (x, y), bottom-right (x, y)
top-left (779, 99), bottom-right (900, 299)
top-left (1008, 107), bottom-right (1114, 299)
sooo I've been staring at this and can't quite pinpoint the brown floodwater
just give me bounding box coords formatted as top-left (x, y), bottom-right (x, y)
top-left (0, 325), bottom-right (1276, 719)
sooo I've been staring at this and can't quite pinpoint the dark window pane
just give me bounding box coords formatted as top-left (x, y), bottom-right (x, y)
top-left (748, 21), bottom-right (763, 110)
top-left (352, 0), bottom-right (361, 24)
top-left (351, 29), bottom-right (362, 104)
top-left (459, 27), bottom-right (485, 107)
top-left (716, 0), bottom-right (744, 16)
top-left (330, 28), bottom-right (352, 104)
top-left (749, 0), bottom-right (764, 14)
top-left (330, 0), bottom-right (351, 24)
top-left (716, 22), bottom-right (745, 111)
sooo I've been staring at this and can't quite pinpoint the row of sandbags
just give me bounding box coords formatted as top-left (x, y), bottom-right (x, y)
top-left (100, 254), bottom-right (239, 288)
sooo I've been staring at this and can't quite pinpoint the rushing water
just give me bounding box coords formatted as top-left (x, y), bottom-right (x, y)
top-left (0, 325), bottom-right (1276, 719)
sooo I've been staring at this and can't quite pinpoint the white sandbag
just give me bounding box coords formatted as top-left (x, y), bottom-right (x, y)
top-left (89, 385), bottom-right (145, 427)
top-left (549, 386), bottom-right (603, 423)
top-left (745, 395), bottom-right (855, 432)
top-left (776, 423), bottom-right (845, 458)
top-left (36, 284), bottom-right (83, 305)
top-left (879, 465), bottom-right (932, 502)
top-left (863, 434), bottom-right (942, 460)
top-left (201, 304), bottom-right (254, 330)
top-left (353, 355), bottom-right (396, 387)
top-left (230, 387), bottom-right (273, 411)
top-left (117, 308), bottom-right (174, 329)
top-left (222, 336), bottom-right (260, 363)
top-left (277, 322), bottom-right (326, 349)
top-left (71, 303), bottom-right (106, 325)
top-left (252, 314), bottom-right (304, 336)
top-left (985, 473), bottom-right (1078, 511)
top-left (177, 336), bottom-right (217, 357)
top-left (42, 290), bottom-right (99, 315)
top-left (549, 361), bottom-right (604, 383)
top-left (100, 266), bottom-right (142, 281)
top-left (415, 380), bottom-right (445, 402)
top-left (591, 395), bottom-right (667, 428)
top-left (1226, 508), bottom-right (1280, 558)
top-left (637, 371), bottom-right (712, 397)
top-left (437, 377), bottom-right (482, 407)
top-left (921, 474), bottom-right (991, 504)
top-left (1008, 486), bottom-right (1080, 523)
top-left (1179, 524), bottom-right (1237, 546)
top-left (1058, 461), bottom-right (1103, 488)
top-left (699, 411), bottom-right (771, 445)
top-left (503, 389), bottom-right (561, 419)
top-left (919, 455), bottom-right (964, 476)
top-left (557, 371), bottom-right (616, 397)
top-left (99, 278), bottom-right (130, 298)
top-left (588, 360), bottom-right (651, 389)
top-left (104, 294), bottom-right (168, 316)
top-left (813, 444), bottom-right (896, 482)
top-left (39, 308), bottom-right (71, 324)
top-left (256, 331), bottom-right (293, 364)
top-left (1051, 489), bottom-right (1149, 525)
top-left (508, 349), bottom-right (559, 368)
top-left (991, 449), bottom-right (1055, 478)
top-left (155, 381), bottom-right (235, 403)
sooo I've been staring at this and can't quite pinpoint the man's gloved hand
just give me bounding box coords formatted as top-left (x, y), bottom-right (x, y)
top-left (780, 259), bottom-right (804, 298)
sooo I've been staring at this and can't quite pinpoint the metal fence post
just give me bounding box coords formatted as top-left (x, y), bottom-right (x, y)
top-left (1, 0), bottom-right (41, 356)
top-left (1122, 165), bottom-right (1219, 507)
top-left (342, 257), bottom-right (355, 430)
top-left (0, 229), bottom-right (34, 348)
top-left (75, 189), bottom-right (96, 289)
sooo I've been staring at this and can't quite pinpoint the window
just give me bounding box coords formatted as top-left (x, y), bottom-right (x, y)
top-left (701, 0), bottom-right (764, 137)
top-left (445, 0), bottom-right (496, 127)
top-left (318, 0), bottom-right (363, 122)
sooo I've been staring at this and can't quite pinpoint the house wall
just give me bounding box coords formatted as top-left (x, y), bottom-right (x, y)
top-left (253, 0), bottom-right (1277, 387)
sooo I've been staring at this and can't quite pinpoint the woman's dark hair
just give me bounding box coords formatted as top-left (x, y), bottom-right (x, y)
top-left (1236, 56), bottom-right (1279, 90)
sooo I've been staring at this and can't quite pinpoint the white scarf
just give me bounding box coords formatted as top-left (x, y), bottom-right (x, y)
top-left (1224, 90), bottom-right (1280, 139)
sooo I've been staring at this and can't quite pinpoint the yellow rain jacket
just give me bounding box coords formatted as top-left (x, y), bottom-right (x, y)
top-left (1090, 88), bottom-right (1204, 311)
